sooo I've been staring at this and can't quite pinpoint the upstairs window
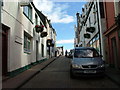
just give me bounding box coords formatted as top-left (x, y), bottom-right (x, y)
top-left (35, 14), bottom-right (38, 25)
top-left (23, 6), bottom-right (28, 16)
top-left (23, 5), bottom-right (32, 22)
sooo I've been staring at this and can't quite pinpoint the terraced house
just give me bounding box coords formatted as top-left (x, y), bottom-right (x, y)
top-left (103, 1), bottom-right (120, 69)
top-left (1, 0), bottom-right (57, 78)
top-left (76, 0), bottom-right (106, 60)
top-left (75, 0), bottom-right (120, 70)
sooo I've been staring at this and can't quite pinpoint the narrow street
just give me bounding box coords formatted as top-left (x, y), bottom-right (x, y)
top-left (20, 56), bottom-right (119, 88)
top-left (1, 1), bottom-right (120, 89)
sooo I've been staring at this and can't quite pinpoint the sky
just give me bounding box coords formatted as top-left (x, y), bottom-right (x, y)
top-left (33, 0), bottom-right (87, 52)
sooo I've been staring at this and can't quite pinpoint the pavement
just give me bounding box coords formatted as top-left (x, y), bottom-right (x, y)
top-left (2, 56), bottom-right (120, 89)
top-left (2, 56), bottom-right (60, 89)
top-left (105, 66), bottom-right (120, 87)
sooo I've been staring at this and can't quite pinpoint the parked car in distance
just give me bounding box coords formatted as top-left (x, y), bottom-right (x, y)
top-left (68, 49), bottom-right (73, 58)
top-left (70, 47), bottom-right (105, 78)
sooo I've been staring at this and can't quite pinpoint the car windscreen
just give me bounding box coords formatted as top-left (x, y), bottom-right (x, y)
top-left (74, 49), bottom-right (99, 58)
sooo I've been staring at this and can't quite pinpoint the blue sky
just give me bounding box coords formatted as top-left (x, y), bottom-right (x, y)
top-left (33, 0), bottom-right (87, 52)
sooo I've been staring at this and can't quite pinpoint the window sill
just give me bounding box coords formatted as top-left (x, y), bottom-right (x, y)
top-left (24, 49), bottom-right (31, 54)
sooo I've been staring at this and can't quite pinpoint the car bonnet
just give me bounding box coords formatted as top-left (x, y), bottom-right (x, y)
top-left (72, 57), bottom-right (104, 65)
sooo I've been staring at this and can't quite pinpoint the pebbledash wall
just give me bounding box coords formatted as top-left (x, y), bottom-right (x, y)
top-left (2, 1), bottom-right (47, 76)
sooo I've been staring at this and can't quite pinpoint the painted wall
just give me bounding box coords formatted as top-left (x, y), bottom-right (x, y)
top-left (79, 1), bottom-right (106, 61)
top-left (104, 2), bottom-right (115, 30)
top-left (103, 1), bottom-right (120, 68)
top-left (2, 1), bottom-right (47, 72)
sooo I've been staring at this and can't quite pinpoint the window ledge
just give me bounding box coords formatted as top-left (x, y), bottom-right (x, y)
top-left (24, 49), bottom-right (31, 54)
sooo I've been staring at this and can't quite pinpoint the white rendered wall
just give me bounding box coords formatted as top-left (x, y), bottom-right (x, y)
top-left (2, 1), bottom-right (47, 72)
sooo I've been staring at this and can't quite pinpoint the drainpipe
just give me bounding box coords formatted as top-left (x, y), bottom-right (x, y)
top-left (0, 1), bottom-right (2, 90)
top-left (49, 46), bottom-right (50, 58)
top-left (96, 1), bottom-right (102, 55)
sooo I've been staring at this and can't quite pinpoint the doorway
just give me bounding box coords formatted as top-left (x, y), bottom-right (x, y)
top-left (111, 37), bottom-right (118, 69)
top-left (36, 41), bottom-right (38, 61)
top-left (2, 24), bottom-right (9, 76)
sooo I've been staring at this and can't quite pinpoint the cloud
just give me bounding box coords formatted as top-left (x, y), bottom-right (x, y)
top-left (56, 39), bottom-right (74, 44)
top-left (33, 0), bottom-right (75, 23)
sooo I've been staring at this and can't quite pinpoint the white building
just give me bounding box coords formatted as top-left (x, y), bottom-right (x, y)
top-left (1, 1), bottom-right (56, 77)
top-left (56, 46), bottom-right (64, 56)
top-left (76, 0), bottom-right (106, 60)
top-left (46, 20), bottom-right (57, 58)
top-left (74, 13), bottom-right (81, 47)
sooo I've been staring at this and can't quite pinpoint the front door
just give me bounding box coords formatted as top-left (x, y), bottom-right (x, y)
top-left (111, 37), bottom-right (118, 69)
top-left (2, 24), bottom-right (9, 76)
top-left (36, 41), bottom-right (38, 61)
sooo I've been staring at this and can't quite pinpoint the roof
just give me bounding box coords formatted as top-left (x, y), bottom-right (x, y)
top-left (31, 2), bottom-right (47, 28)
top-left (35, 8), bottom-right (47, 28)
top-left (31, 2), bottom-right (57, 35)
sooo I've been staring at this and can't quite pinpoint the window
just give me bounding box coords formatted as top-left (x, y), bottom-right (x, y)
top-left (2, 1), bottom-right (4, 6)
top-left (28, 6), bottom-right (32, 20)
top-left (88, 34), bottom-right (100, 53)
top-left (24, 32), bottom-right (31, 53)
top-left (23, 6), bottom-right (28, 17)
top-left (23, 5), bottom-right (32, 21)
top-left (35, 14), bottom-right (38, 25)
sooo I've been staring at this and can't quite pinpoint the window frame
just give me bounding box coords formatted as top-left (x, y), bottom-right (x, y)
top-left (23, 5), bottom-right (33, 24)
top-left (24, 32), bottom-right (31, 54)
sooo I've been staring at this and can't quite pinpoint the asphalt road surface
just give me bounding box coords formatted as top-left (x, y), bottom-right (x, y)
top-left (21, 56), bottom-right (119, 88)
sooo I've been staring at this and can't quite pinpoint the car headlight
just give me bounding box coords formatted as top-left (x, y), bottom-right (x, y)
top-left (98, 64), bottom-right (105, 68)
top-left (72, 64), bottom-right (82, 69)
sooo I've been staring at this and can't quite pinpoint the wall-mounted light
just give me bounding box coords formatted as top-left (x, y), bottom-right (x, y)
top-left (84, 33), bottom-right (91, 39)
top-left (41, 32), bottom-right (48, 38)
top-left (86, 27), bottom-right (95, 33)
